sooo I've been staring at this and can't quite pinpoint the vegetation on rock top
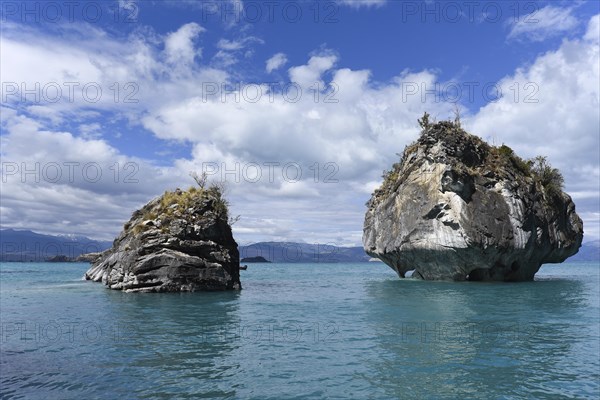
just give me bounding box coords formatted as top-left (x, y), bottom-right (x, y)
top-left (126, 173), bottom-right (233, 236)
top-left (373, 113), bottom-right (565, 206)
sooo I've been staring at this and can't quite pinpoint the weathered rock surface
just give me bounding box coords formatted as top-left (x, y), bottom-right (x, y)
top-left (363, 118), bottom-right (583, 281)
top-left (85, 187), bottom-right (240, 292)
top-left (76, 252), bottom-right (103, 262)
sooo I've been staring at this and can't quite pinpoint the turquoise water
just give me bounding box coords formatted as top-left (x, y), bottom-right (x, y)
top-left (1, 262), bottom-right (599, 399)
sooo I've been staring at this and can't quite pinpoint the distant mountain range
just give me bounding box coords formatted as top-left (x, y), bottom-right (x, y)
top-left (0, 229), bottom-right (112, 261)
top-left (1, 229), bottom-right (598, 263)
top-left (566, 240), bottom-right (600, 262)
top-left (239, 242), bottom-right (371, 263)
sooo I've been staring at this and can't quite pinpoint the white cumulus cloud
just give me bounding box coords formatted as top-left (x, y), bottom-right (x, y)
top-left (288, 53), bottom-right (338, 88)
top-left (164, 22), bottom-right (206, 67)
top-left (266, 53), bottom-right (288, 73)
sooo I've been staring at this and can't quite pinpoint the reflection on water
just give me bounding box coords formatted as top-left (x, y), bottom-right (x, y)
top-left (362, 273), bottom-right (599, 399)
top-left (102, 290), bottom-right (243, 398)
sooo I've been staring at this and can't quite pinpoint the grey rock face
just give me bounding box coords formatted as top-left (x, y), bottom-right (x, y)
top-left (85, 187), bottom-right (240, 292)
top-left (363, 120), bottom-right (583, 281)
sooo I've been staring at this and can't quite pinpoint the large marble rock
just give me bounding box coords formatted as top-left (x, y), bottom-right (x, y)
top-left (363, 118), bottom-right (583, 281)
top-left (85, 186), bottom-right (240, 292)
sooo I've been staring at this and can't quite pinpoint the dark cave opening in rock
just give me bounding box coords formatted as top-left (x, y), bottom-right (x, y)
top-left (466, 268), bottom-right (488, 281)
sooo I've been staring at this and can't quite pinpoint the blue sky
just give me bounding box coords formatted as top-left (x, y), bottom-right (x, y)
top-left (1, 0), bottom-right (599, 246)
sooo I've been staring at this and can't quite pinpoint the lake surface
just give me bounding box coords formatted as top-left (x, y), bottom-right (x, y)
top-left (1, 261), bottom-right (599, 399)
